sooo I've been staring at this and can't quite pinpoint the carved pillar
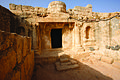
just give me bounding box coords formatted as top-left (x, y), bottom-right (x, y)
top-left (74, 23), bottom-right (81, 47)
top-left (73, 22), bottom-right (84, 52)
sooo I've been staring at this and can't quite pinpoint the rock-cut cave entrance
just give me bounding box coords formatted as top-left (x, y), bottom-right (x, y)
top-left (51, 29), bottom-right (62, 48)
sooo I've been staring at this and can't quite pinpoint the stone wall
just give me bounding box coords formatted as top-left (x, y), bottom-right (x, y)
top-left (0, 5), bottom-right (32, 37)
top-left (67, 4), bottom-right (92, 18)
top-left (79, 16), bottom-right (120, 51)
top-left (48, 1), bottom-right (66, 13)
top-left (0, 30), bottom-right (34, 80)
top-left (9, 3), bottom-right (48, 18)
top-left (8, 1), bottom-right (120, 52)
top-left (0, 5), bottom-right (13, 32)
top-left (110, 18), bottom-right (120, 46)
top-left (95, 17), bottom-right (120, 50)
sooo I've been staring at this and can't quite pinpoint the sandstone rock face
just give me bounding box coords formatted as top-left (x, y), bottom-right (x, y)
top-left (16, 5), bottom-right (22, 11)
top-left (22, 5), bottom-right (32, 11)
top-left (0, 31), bottom-right (34, 80)
top-left (48, 1), bottom-right (66, 13)
top-left (0, 1), bottom-right (120, 80)
top-left (9, 3), bottom-right (16, 10)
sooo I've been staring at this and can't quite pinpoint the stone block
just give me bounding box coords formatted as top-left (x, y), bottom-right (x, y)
top-left (22, 5), bottom-right (29, 11)
top-left (101, 56), bottom-right (114, 64)
top-left (61, 62), bottom-right (71, 66)
top-left (16, 5), bottom-right (22, 11)
top-left (9, 3), bottom-right (16, 10)
top-left (70, 59), bottom-right (78, 64)
top-left (30, 6), bottom-right (35, 12)
top-left (60, 57), bottom-right (69, 63)
top-left (60, 54), bottom-right (70, 58)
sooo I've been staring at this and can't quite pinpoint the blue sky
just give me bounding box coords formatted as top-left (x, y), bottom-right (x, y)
top-left (0, 0), bottom-right (120, 13)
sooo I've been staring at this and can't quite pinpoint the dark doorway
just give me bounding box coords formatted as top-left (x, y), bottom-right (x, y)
top-left (51, 29), bottom-right (62, 48)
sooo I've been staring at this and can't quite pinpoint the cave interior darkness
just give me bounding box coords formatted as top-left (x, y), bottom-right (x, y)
top-left (51, 29), bottom-right (62, 48)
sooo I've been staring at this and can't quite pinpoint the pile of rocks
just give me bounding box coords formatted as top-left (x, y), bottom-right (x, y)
top-left (106, 45), bottom-right (120, 50)
top-left (55, 54), bottom-right (79, 71)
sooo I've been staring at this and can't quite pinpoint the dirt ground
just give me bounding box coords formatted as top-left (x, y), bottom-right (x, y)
top-left (31, 59), bottom-right (120, 80)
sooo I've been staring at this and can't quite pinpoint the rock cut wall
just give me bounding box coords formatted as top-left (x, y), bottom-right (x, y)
top-left (0, 30), bottom-right (34, 80)
top-left (0, 6), bottom-right (34, 80)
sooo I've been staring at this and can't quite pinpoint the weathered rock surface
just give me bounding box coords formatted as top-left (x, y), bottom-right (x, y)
top-left (101, 56), bottom-right (114, 64)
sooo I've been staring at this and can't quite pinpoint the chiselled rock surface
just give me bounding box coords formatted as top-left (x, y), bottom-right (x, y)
top-left (0, 1), bottom-right (120, 80)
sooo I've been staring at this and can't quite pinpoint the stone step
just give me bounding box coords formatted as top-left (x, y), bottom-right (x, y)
top-left (55, 62), bottom-right (79, 71)
top-left (70, 59), bottom-right (78, 64)
top-left (60, 57), bottom-right (69, 63)
top-left (60, 54), bottom-right (70, 58)
top-left (61, 62), bottom-right (71, 66)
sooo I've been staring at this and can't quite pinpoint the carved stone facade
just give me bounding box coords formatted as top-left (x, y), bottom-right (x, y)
top-left (8, 1), bottom-right (120, 54)
top-left (0, 1), bottom-right (120, 79)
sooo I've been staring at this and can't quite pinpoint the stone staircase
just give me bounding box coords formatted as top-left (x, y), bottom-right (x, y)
top-left (55, 54), bottom-right (80, 71)
top-left (34, 49), bottom-right (64, 64)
